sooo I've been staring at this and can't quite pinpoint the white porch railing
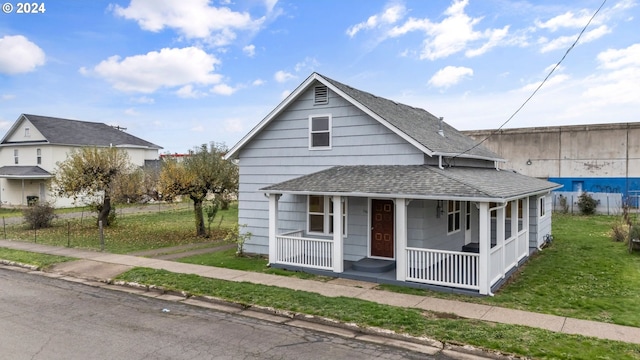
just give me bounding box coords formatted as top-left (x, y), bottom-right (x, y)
top-left (406, 248), bottom-right (480, 290)
top-left (274, 230), bottom-right (333, 270)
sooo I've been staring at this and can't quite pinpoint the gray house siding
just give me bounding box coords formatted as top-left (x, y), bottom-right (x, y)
top-left (528, 194), bottom-right (551, 249)
top-left (238, 83), bottom-right (426, 255)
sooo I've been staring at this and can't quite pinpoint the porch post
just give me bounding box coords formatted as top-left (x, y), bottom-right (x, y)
top-left (332, 195), bottom-right (344, 273)
top-left (496, 204), bottom-right (505, 279)
top-left (395, 198), bottom-right (407, 281)
top-left (523, 197), bottom-right (530, 250)
top-left (511, 200), bottom-right (519, 258)
top-left (268, 193), bottom-right (280, 265)
top-left (478, 202), bottom-right (490, 295)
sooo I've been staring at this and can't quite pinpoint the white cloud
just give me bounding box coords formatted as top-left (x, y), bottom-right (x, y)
top-left (583, 43), bottom-right (640, 106)
top-left (176, 84), bottom-right (206, 98)
top-left (211, 83), bottom-right (236, 95)
top-left (132, 96), bottom-right (155, 104)
top-left (112, 0), bottom-right (264, 46)
top-left (280, 90), bottom-right (291, 99)
top-left (191, 125), bottom-right (205, 133)
top-left (243, 44), bottom-right (256, 57)
top-left (274, 70), bottom-right (296, 83)
top-left (346, 2), bottom-right (406, 37)
top-left (224, 118), bottom-right (244, 132)
top-left (1, 94), bottom-right (16, 101)
top-left (535, 10), bottom-right (597, 31)
top-left (124, 108), bottom-right (140, 116)
top-left (428, 66), bottom-right (473, 88)
top-left (88, 47), bottom-right (222, 93)
top-left (294, 57), bottom-right (320, 73)
top-left (252, 79), bottom-right (265, 86)
top-left (597, 43), bottom-right (640, 69)
top-left (0, 35), bottom-right (46, 75)
top-left (539, 25), bottom-right (610, 53)
top-left (518, 74), bottom-right (570, 92)
top-left (386, 0), bottom-right (507, 60)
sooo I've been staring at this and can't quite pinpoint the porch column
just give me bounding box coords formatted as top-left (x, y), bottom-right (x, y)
top-left (511, 200), bottom-right (519, 259)
top-left (496, 204), bottom-right (505, 279)
top-left (523, 197), bottom-right (530, 249)
top-left (478, 202), bottom-right (490, 295)
top-left (268, 193), bottom-right (280, 265)
top-left (395, 198), bottom-right (407, 281)
top-left (332, 195), bottom-right (344, 273)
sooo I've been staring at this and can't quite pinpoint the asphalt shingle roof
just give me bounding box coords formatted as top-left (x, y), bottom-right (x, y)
top-left (261, 165), bottom-right (560, 201)
top-left (320, 74), bottom-right (501, 160)
top-left (3, 114), bottom-right (162, 149)
top-left (0, 166), bottom-right (52, 177)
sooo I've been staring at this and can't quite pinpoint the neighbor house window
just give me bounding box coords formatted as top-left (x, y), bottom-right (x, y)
top-left (447, 200), bottom-right (461, 234)
top-left (308, 195), bottom-right (347, 235)
top-left (518, 199), bottom-right (524, 232)
top-left (309, 115), bottom-right (331, 149)
top-left (24, 127), bottom-right (30, 137)
top-left (14, 149), bottom-right (18, 164)
top-left (36, 148), bottom-right (42, 165)
top-left (539, 196), bottom-right (546, 218)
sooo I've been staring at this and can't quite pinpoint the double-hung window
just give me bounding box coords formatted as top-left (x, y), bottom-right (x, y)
top-left (539, 196), bottom-right (546, 218)
top-left (14, 149), bottom-right (19, 164)
top-left (447, 200), bottom-right (461, 234)
top-left (308, 195), bottom-right (347, 235)
top-left (36, 148), bottom-right (42, 165)
top-left (309, 115), bottom-right (331, 149)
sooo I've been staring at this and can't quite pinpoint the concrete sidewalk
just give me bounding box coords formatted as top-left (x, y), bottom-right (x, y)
top-left (2, 239), bottom-right (640, 346)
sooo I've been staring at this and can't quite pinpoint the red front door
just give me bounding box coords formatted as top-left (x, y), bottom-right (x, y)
top-left (371, 199), bottom-right (394, 258)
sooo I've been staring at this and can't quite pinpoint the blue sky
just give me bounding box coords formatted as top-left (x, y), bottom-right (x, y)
top-left (1, 0), bottom-right (638, 153)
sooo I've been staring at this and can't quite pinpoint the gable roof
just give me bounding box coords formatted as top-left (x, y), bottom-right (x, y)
top-left (261, 165), bottom-right (561, 202)
top-left (225, 72), bottom-right (502, 161)
top-left (0, 114), bottom-right (162, 149)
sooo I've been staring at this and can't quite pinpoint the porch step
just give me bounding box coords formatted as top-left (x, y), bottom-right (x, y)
top-left (351, 258), bottom-right (396, 273)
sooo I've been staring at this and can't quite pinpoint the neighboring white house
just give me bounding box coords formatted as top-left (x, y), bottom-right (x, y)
top-left (0, 114), bottom-right (162, 207)
top-left (225, 73), bottom-right (561, 295)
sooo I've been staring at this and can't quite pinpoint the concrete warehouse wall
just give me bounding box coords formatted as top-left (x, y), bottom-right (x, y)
top-left (462, 122), bottom-right (640, 202)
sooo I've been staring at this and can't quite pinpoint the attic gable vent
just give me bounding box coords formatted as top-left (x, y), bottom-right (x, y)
top-left (314, 86), bottom-right (328, 105)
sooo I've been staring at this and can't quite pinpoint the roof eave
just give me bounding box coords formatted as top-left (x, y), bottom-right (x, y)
top-left (434, 151), bottom-right (506, 162)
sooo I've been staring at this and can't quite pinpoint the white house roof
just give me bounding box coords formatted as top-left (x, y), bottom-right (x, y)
top-left (225, 72), bottom-right (503, 162)
top-left (261, 165), bottom-right (561, 202)
top-left (0, 114), bottom-right (162, 149)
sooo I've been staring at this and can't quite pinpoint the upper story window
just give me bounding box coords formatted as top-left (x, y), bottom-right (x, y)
top-left (539, 196), bottom-right (546, 218)
top-left (309, 115), bottom-right (331, 149)
top-left (314, 85), bottom-right (328, 105)
top-left (37, 148), bottom-right (42, 165)
top-left (24, 127), bottom-right (30, 137)
top-left (14, 149), bottom-right (19, 164)
top-left (447, 200), bottom-right (461, 234)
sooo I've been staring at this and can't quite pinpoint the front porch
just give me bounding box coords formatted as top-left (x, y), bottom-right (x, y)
top-left (268, 195), bottom-right (532, 295)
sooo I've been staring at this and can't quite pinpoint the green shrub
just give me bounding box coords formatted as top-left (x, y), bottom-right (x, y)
top-left (629, 224), bottom-right (640, 242)
top-left (22, 202), bottom-right (57, 229)
top-left (610, 220), bottom-right (628, 242)
top-left (577, 192), bottom-right (597, 215)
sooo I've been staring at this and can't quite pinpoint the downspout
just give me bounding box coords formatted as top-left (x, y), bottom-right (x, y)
top-left (438, 155), bottom-right (444, 170)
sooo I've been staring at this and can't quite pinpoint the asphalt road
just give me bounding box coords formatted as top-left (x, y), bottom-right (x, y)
top-left (0, 269), bottom-right (453, 360)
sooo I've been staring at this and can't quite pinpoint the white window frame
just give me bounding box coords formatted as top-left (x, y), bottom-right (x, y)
top-left (447, 200), bottom-right (461, 234)
top-left (309, 114), bottom-right (332, 150)
top-left (24, 127), bottom-right (30, 137)
top-left (36, 148), bottom-right (42, 165)
top-left (13, 149), bottom-right (18, 164)
top-left (539, 196), bottom-right (547, 218)
top-left (307, 195), bottom-right (347, 236)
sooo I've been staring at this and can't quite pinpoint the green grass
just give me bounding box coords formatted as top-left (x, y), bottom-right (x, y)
top-left (379, 213), bottom-right (640, 327)
top-left (116, 267), bottom-right (640, 359)
top-left (0, 248), bottom-right (75, 269)
top-left (3, 203), bottom-right (238, 254)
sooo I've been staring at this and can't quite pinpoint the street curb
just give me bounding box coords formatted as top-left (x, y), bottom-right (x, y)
top-left (1, 260), bottom-right (524, 359)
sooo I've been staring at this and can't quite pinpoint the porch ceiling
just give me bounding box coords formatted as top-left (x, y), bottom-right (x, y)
top-left (0, 166), bottom-right (52, 179)
top-left (261, 165), bottom-right (561, 201)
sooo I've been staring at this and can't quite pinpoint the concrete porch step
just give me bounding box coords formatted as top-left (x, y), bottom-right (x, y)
top-left (351, 258), bottom-right (396, 273)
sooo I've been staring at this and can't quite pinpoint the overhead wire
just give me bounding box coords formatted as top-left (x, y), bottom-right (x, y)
top-left (452, 0), bottom-right (608, 159)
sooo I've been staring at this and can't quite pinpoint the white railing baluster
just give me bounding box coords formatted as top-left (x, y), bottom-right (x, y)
top-left (274, 231), bottom-right (334, 271)
top-left (405, 247), bottom-right (480, 290)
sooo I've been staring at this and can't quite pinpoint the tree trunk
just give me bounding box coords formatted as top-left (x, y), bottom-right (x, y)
top-left (98, 195), bottom-right (112, 227)
top-left (193, 197), bottom-right (207, 237)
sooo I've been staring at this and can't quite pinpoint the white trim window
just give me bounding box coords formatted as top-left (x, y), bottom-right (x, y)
top-left (447, 200), bottom-right (461, 234)
top-left (36, 148), bottom-right (42, 165)
top-left (309, 115), bottom-right (332, 149)
top-left (308, 195), bottom-right (347, 235)
top-left (14, 149), bottom-right (18, 164)
top-left (24, 127), bottom-right (30, 137)
top-left (539, 196), bottom-right (546, 218)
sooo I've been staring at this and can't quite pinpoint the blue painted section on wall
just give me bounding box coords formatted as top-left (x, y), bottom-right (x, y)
top-left (549, 177), bottom-right (640, 202)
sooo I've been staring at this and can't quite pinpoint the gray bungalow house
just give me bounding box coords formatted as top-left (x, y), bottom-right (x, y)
top-left (225, 73), bottom-right (560, 295)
